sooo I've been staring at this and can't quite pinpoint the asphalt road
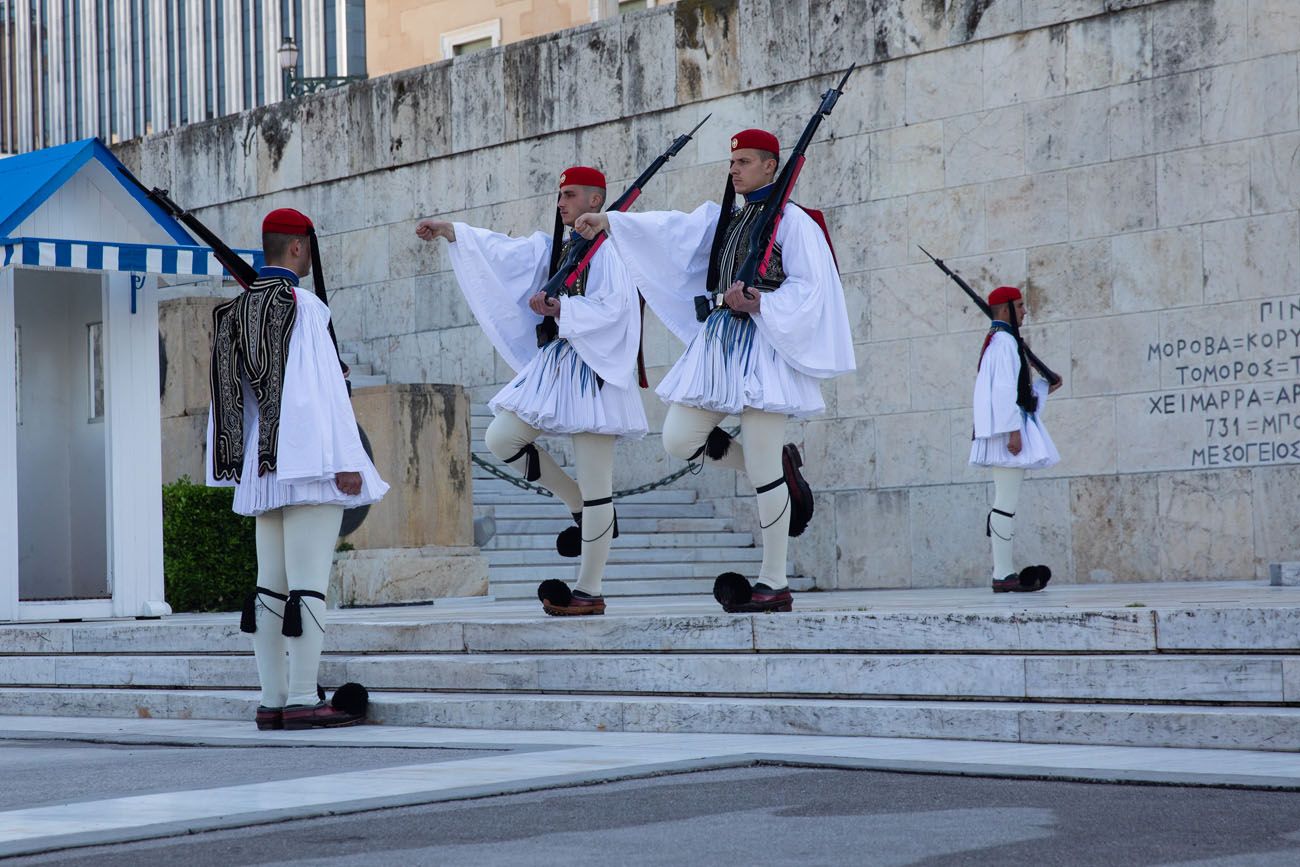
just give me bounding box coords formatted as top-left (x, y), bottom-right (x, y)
top-left (11, 765), bottom-right (1300, 866)
top-left (0, 739), bottom-right (493, 812)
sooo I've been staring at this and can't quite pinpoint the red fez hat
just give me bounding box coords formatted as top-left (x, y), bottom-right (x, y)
top-left (987, 286), bottom-right (1023, 306)
top-left (559, 166), bottom-right (606, 189)
top-left (262, 208), bottom-right (314, 236)
top-left (731, 128), bottom-right (780, 154)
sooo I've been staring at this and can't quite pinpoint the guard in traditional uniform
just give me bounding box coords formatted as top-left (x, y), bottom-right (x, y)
top-left (970, 286), bottom-right (1061, 592)
top-left (208, 208), bottom-right (387, 729)
top-left (576, 130), bottom-right (856, 613)
top-left (416, 167), bottom-right (647, 616)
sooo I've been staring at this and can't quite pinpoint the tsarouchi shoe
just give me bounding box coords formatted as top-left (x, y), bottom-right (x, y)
top-left (992, 567), bottom-right (1051, 593)
top-left (255, 706), bottom-right (283, 731)
top-left (538, 579), bottom-right (606, 616)
top-left (713, 572), bottom-right (794, 613)
top-left (282, 684), bottom-right (369, 730)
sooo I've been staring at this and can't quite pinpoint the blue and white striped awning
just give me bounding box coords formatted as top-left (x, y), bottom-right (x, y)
top-left (1, 236), bottom-right (263, 277)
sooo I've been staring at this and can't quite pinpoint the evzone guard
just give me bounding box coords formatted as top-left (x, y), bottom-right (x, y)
top-left (208, 208), bottom-right (388, 729)
top-left (416, 167), bottom-right (647, 616)
top-left (577, 129), bottom-right (856, 613)
top-left (970, 286), bottom-right (1061, 592)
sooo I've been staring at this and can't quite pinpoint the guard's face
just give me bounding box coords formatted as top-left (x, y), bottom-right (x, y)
top-left (729, 149), bottom-right (778, 195)
top-left (557, 185), bottom-right (604, 227)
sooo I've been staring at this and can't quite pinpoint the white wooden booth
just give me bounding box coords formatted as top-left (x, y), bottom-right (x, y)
top-left (0, 139), bottom-right (260, 622)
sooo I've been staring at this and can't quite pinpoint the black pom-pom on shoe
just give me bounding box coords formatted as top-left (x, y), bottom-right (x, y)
top-left (330, 682), bottom-right (369, 717)
top-left (1016, 565), bottom-right (1051, 592)
top-left (713, 572), bottom-right (752, 610)
top-left (538, 579), bottom-right (573, 607)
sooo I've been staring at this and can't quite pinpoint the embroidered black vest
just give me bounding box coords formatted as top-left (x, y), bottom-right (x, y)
top-left (210, 277), bottom-right (298, 482)
top-left (536, 237), bottom-right (590, 347)
top-left (713, 201), bottom-right (787, 298)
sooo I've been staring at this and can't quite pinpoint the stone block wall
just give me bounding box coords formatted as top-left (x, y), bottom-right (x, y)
top-left (118, 0), bottom-right (1300, 588)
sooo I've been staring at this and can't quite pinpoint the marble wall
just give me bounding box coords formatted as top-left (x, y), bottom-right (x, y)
top-left (117, 0), bottom-right (1300, 588)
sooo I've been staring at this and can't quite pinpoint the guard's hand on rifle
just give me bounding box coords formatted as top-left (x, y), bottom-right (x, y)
top-left (335, 471), bottom-right (363, 496)
top-left (528, 292), bottom-right (561, 318)
top-left (415, 219), bottom-right (455, 243)
top-left (724, 280), bottom-right (761, 314)
top-left (574, 213), bottom-right (608, 241)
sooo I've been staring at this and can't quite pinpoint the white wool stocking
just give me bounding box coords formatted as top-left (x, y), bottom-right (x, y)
top-left (282, 503), bottom-right (344, 707)
top-left (573, 433), bottom-right (616, 596)
top-left (989, 466), bottom-right (1024, 579)
top-left (484, 410), bottom-right (582, 512)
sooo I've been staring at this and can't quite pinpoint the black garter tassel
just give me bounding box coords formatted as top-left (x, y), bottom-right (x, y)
top-left (240, 592), bottom-right (259, 634)
top-left (280, 590), bottom-right (325, 638)
top-left (704, 427), bottom-right (733, 460)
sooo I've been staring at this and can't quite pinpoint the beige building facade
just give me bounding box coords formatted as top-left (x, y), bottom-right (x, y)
top-left (366, 0), bottom-right (672, 75)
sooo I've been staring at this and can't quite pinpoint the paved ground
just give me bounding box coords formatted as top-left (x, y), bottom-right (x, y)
top-left (2, 717), bottom-right (1300, 860)
top-left (11, 765), bottom-right (1300, 866)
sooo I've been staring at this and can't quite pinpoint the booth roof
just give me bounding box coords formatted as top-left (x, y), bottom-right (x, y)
top-left (0, 138), bottom-right (262, 277)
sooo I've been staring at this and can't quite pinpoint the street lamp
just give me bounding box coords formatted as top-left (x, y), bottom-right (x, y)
top-left (277, 35), bottom-right (366, 99)
top-left (278, 37), bottom-right (300, 97)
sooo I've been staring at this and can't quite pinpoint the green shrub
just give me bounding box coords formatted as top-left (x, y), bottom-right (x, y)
top-left (162, 476), bottom-right (256, 612)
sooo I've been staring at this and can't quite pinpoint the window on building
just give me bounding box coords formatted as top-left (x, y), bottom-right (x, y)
top-left (619, 0), bottom-right (648, 11)
top-left (323, 0), bottom-right (337, 76)
top-left (441, 20), bottom-right (500, 60)
top-left (346, 0), bottom-right (366, 76)
top-left (453, 37), bottom-right (491, 56)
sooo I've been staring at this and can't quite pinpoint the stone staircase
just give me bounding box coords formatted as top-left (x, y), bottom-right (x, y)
top-left (0, 602), bottom-right (1297, 751)
top-left (468, 403), bottom-right (795, 601)
top-left (339, 342), bottom-right (387, 390)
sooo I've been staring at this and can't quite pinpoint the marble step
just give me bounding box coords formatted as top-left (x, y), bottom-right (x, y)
top-left (349, 374), bottom-right (387, 389)
top-left (489, 578), bottom-right (729, 599)
top-left (483, 532), bottom-right (757, 550)
top-left (1, 653), bottom-right (1293, 705)
top-left (5, 609), bottom-right (1295, 656)
top-left (490, 576), bottom-right (806, 598)
top-left (493, 517), bottom-right (736, 535)
top-left (1, 687), bottom-right (1296, 751)
top-left (484, 546), bottom-right (762, 566)
top-left (472, 484), bottom-right (699, 505)
top-left (488, 561), bottom-right (771, 583)
top-left (484, 503), bottom-right (716, 519)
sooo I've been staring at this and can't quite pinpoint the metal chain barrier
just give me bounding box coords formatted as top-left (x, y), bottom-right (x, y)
top-left (470, 428), bottom-right (738, 500)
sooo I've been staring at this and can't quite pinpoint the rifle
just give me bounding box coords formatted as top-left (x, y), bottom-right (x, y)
top-left (119, 163), bottom-right (353, 385)
top-left (115, 164), bottom-right (259, 289)
top-left (733, 64), bottom-right (855, 293)
top-left (918, 245), bottom-right (1062, 387)
top-left (540, 113), bottom-right (711, 299)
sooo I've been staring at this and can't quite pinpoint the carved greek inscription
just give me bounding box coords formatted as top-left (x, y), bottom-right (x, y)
top-left (1145, 297), bottom-right (1300, 468)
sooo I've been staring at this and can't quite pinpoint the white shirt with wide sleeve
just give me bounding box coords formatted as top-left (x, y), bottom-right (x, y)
top-left (607, 201), bottom-right (856, 418)
top-left (969, 331), bottom-right (1060, 469)
top-left (446, 222), bottom-right (647, 437)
